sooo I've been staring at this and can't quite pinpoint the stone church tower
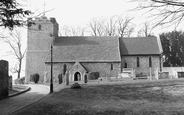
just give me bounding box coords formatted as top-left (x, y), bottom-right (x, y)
top-left (25, 16), bottom-right (58, 83)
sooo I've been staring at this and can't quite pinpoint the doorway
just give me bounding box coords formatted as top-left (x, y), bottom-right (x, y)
top-left (74, 72), bottom-right (81, 81)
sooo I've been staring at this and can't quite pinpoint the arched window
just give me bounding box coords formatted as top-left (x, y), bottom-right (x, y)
top-left (149, 56), bottom-right (152, 67)
top-left (38, 24), bottom-right (41, 30)
top-left (63, 64), bottom-right (67, 75)
top-left (137, 57), bottom-right (139, 67)
top-left (111, 63), bottom-right (113, 70)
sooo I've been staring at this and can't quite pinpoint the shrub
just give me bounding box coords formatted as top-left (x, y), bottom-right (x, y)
top-left (71, 83), bottom-right (81, 89)
top-left (20, 77), bottom-right (25, 84)
top-left (58, 73), bottom-right (63, 84)
top-left (14, 77), bottom-right (25, 84)
top-left (88, 72), bottom-right (99, 80)
top-left (32, 73), bottom-right (39, 84)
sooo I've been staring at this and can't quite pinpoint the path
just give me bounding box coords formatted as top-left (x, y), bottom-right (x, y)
top-left (0, 84), bottom-right (49, 115)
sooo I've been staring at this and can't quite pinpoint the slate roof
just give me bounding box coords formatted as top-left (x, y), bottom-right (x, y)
top-left (119, 37), bottom-right (163, 56)
top-left (45, 36), bottom-right (121, 63)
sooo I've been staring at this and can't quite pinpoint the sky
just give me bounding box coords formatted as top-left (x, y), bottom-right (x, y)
top-left (0, 0), bottom-right (183, 79)
top-left (29, 0), bottom-right (139, 26)
top-left (28, 0), bottom-right (182, 35)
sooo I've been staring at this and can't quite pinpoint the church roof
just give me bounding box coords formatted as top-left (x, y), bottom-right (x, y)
top-left (119, 37), bottom-right (163, 56)
top-left (45, 36), bottom-right (121, 63)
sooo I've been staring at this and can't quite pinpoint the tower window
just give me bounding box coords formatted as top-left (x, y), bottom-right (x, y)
top-left (38, 25), bottom-right (41, 30)
top-left (137, 57), bottom-right (139, 67)
top-left (149, 56), bottom-right (152, 67)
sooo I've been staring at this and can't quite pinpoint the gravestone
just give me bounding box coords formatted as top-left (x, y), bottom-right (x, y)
top-left (0, 60), bottom-right (9, 99)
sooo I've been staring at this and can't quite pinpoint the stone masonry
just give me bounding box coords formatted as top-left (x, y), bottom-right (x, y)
top-left (25, 16), bottom-right (58, 83)
top-left (121, 56), bottom-right (162, 76)
top-left (45, 62), bottom-right (120, 83)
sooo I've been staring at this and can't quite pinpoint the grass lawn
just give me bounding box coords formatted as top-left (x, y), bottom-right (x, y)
top-left (11, 80), bottom-right (184, 115)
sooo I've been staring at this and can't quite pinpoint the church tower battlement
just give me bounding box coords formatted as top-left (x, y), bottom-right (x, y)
top-left (25, 16), bottom-right (59, 83)
top-left (27, 16), bottom-right (58, 51)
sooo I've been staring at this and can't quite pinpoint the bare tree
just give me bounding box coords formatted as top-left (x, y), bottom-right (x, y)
top-left (59, 26), bottom-right (70, 36)
top-left (2, 29), bottom-right (26, 79)
top-left (137, 22), bottom-right (153, 37)
top-left (117, 16), bottom-right (134, 37)
top-left (132, 0), bottom-right (184, 27)
top-left (104, 16), bottom-right (117, 36)
top-left (60, 25), bottom-right (85, 36)
top-left (126, 25), bottom-right (135, 37)
top-left (87, 18), bottom-right (105, 36)
top-left (70, 26), bottom-right (85, 36)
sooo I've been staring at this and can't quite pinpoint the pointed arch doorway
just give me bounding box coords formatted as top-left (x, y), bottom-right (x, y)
top-left (74, 72), bottom-right (81, 81)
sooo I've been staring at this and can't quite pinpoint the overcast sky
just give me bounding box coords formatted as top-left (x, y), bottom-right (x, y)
top-left (28, 0), bottom-right (161, 35)
top-left (29, 0), bottom-right (139, 25)
top-left (27, 0), bottom-right (183, 34)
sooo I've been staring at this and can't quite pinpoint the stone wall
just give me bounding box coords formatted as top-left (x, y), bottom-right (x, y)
top-left (0, 60), bottom-right (9, 99)
top-left (25, 17), bottom-right (59, 83)
top-left (121, 56), bottom-right (161, 76)
top-left (81, 62), bottom-right (120, 78)
top-left (26, 51), bottom-right (49, 83)
top-left (45, 62), bottom-right (121, 83)
top-left (162, 67), bottom-right (184, 79)
top-left (44, 62), bottom-right (74, 83)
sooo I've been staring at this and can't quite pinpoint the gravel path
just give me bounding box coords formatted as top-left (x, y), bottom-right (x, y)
top-left (0, 84), bottom-right (49, 115)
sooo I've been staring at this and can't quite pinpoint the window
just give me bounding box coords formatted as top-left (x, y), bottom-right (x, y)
top-left (124, 62), bottom-right (127, 68)
top-left (137, 57), bottom-right (139, 67)
top-left (38, 24), bottom-right (41, 30)
top-left (149, 56), bottom-right (152, 67)
top-left (63, 64), bottom-right (67, 75)
top-left (111, 63), bottom-right (113, 70)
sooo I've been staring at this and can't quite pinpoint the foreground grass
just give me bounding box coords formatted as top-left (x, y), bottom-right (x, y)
top-left (11, 79), bottom-right (184, 115)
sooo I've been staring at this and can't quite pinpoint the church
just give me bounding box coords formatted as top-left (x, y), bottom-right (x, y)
top-left (25, 16), bottom-right (163, 83)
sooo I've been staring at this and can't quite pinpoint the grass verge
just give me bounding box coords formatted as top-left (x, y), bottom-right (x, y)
top-left (11, 79), bottom-right (184, 115)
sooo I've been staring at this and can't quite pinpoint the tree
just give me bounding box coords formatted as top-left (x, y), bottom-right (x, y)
top-left (160, 31), bottom-right (184, 67)
top-left (133, 0), bottom-right (184, 27)
top-left (137, 22), bottom-right (153, 37)
top-left (2, 29), bottom-right (26, 78)
top-left (60, 25), bottom-right (85, 36)
top-left (0, 0), bottom-right (31, 30)
top-left (117, 16), bottom-right (134, 37)
top-left (87, 18), bottom-right (105, 36)
top-left (104, 16), bottom-right (117, 36)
